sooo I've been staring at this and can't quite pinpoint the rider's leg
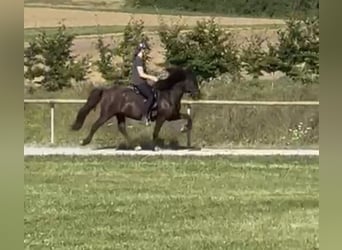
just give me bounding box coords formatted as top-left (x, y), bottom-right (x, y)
top-left (135, 83), bottom-right (154, 124)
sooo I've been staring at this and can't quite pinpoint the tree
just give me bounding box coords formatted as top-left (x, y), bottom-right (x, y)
top-left (95, 18), bottom-right (151, 83)
top-left (95, 36), bottom-right (121, 82)
top-left (159, 18), bottom-right (241, 82)
top-left (276, 16), bottom-right (319, 83)
top-left (24, 24), bottom-right (90, 91)
top-left (115, 18), bottom-right (151, 78)
top-left (240, 34), bottom-right (268, 79)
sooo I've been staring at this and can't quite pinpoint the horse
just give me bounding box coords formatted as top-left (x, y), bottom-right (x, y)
top-left (70, 66), bottom-right (200, 149)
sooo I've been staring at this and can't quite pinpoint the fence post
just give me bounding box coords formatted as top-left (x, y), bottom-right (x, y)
top-left (186, 104), bottom-right (192, 148)
top-left (50, 103), bottom-right (55, 144)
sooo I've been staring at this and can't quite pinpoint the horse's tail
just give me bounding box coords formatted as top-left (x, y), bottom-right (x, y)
top-left (71, 87), bottom-right (104, 131)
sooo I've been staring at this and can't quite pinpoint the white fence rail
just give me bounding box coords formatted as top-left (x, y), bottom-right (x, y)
top-left (24, 99), bottom-right (319, 146)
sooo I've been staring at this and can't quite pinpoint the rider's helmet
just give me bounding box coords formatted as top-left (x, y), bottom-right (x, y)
top-left (133, 41), bottom-right (150, 58)
top-left (138, 41), bottom-right (150, 50)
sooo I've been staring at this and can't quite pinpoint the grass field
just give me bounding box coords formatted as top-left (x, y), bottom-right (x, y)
top-left (24, 25), bottom-right (158, 42)
top-left (24, 1), bottom-right (287, 19)
top-left (25, 0), bottom-right (125, 10)
top-left (24, 78), bottom-right (319, 148)
top-left (24, 7), bottom-right (284, 28)
top-left (24, 23), bottom-right (283, 42)
top-left (25, 155), bottom-right (319, 249)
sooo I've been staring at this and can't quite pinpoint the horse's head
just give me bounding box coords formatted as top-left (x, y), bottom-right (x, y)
top-left (183, 68), bottom-right (200, 99)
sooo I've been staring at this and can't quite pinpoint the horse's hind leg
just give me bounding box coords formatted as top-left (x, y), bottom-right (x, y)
top-left (116, 114), bottom-right (131, 143)
top-left (80, 109), bottom-right (112, 146)
top-left (152, 118), bottom-right (165, 150)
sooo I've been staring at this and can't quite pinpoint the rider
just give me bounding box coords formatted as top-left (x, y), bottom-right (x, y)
top-left (131, 41), bottom-right (159, 125)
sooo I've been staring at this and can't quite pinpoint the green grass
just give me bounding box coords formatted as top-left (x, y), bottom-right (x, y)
top-left (24, 25), bottom-right (159, 42)
top-left (24, 23), bottom-right (284, 42)
top-left (24, 78), bottom-right (319, 148)
top-left (25, 155), bottom-right (319, 249)
top-left (25, 0), bottom-right (124, 9)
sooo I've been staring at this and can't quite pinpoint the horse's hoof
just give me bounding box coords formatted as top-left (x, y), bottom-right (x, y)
top-left (180, 126), bottom-right (189, 133)
top-left (80, 139), bottom-right (88, 146)
top-left (134, 145), bottom-right (142, 151)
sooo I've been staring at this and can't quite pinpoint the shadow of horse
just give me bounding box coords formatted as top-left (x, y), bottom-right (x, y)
top-left (94, 138), bottom-right (201, 151)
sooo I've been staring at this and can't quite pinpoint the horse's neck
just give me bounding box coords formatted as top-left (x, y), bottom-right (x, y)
top-left (160, 82), bottom-right (184, 104)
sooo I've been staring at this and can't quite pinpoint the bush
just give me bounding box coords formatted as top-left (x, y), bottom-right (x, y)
top-left (95, 36), bottom-right (121, 82)
top-left (24, 24), bottom-right (90, 91)
top-left (259, 43), bottom-right (283, 78)
top-left (158, 16), bottom-right (319, 84)
top-left (159, 18), bottom-right (241, 82)
top-left (276, 16), bottom-right (319, 83)
top-left (239, 16), bottom-right (319, 84)
top-left (240, 34), bottom-right (268, 79)
top-left (116, 18), bottom-right (151, 79)
top-left (95, 18), bottom-right (151, 83)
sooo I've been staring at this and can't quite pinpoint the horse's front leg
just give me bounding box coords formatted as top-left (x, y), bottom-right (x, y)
top-left (179, 113), bottom-right (192, 133)
top-left (167, 112), bottom-right (192, 148)
top-left (152, 117), bottom-right (165, 150)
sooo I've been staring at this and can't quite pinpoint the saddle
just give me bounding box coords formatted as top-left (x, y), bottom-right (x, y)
top-left (129, 85), bottom-right (159, 120)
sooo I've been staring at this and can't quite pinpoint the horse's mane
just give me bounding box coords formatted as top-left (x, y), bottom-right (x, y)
top-left (154, 67), bottom-right (188, 91)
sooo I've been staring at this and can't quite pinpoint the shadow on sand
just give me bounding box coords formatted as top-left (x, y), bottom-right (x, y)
top-left (94, 138), bottom-right (200, 151)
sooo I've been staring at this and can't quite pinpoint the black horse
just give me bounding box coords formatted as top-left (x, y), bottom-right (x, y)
top-left (71, 66), bottom-right (200, 149)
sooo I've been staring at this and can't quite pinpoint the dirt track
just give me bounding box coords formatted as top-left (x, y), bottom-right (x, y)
top-left (24, 146), bottom-right (319, 157)
top-left (24, 7), bottom-right (285, 28)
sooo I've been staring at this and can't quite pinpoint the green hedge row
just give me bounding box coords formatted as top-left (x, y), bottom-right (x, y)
top-left (125, 0), bottom-right (319, 18)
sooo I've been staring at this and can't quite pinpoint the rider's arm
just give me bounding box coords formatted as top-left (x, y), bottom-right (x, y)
top-left (137, 66), bottom-right (158, 84)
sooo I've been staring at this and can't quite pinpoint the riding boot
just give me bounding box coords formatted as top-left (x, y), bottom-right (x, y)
top-left (145, 110), bottom-right (151, 126)
top-left (142, 109), bottom-right (151, 126)
top-left (144, 99), bottom-right (153, 126)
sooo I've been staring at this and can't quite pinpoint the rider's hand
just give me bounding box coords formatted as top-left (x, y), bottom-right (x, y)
top-left (150, 76), bottom-right (158, 82)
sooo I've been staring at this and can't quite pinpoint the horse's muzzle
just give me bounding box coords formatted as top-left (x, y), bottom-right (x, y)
top-left (191, 91), bottom-right (201, 100)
